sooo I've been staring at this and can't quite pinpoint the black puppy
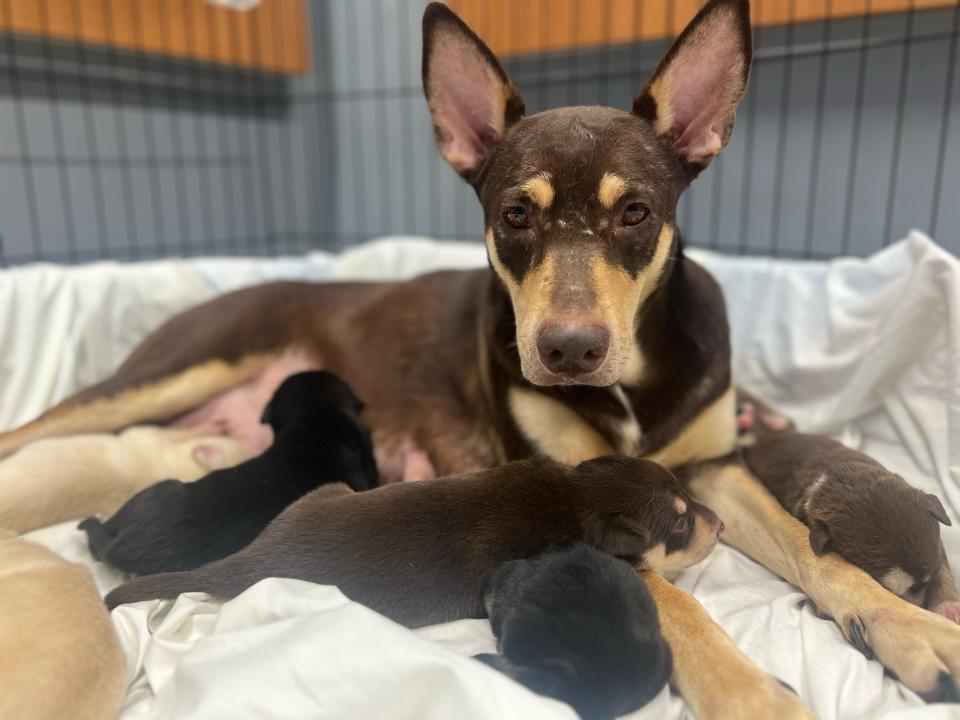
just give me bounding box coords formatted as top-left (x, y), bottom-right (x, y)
top-left (80, 371), bottom-right (377, 574)
top-left (475, 543), bottom-right (672, 720)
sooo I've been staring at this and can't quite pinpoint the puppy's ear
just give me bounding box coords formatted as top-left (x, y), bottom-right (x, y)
top-left (259, 400), bottom-right (274, 427)
top-left (633, 0), bottom-right (752, 174)
top-left (422, 2), bottom-right (525, 182)
top-left (601, 514), bottom-right (652, 558)
top-left (809, 521), bottom-right (832, 556)
top-left (925, 493), bottom-right (952, 526)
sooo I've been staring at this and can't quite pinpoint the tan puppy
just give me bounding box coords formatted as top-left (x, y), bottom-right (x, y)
top-left (0, 532), bottom-right (126, 720)
top-left (0, 425), bottom-right (251, 534)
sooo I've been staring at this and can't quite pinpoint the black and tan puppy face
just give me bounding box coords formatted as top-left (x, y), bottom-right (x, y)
top-left (575, 456), bottom-right (724, 573)
top-left (422, 1), bottom-right (751, 387)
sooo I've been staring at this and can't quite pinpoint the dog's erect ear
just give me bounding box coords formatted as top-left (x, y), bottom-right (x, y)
top-left (633, 0), bottom-right (752, 173)
top-left (925, 493), bottom-right (952, 526)
top-left (809, 521), bottom-right (832, 556)
top-left (422, 2), bottom-right (525, 181)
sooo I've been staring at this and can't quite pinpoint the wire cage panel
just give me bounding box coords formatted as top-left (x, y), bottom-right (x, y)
top-left (0, 0), bottom-right (957, 266)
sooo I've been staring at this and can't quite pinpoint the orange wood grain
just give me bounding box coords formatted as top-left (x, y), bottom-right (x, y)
top-left (0, 0), bottom-right (309, 74)
top-left (446, 0), bottom-right (956, 56)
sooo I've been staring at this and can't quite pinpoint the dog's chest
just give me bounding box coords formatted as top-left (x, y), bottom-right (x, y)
top-left (507, 384), bottom-right (642, 466)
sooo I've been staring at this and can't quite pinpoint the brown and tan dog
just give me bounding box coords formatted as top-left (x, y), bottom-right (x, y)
top-left (2, 0), bottom-right (959, 714)
top-left (0, 532), bottom-right (126, 720)
top-left (105, 455), bottom-right (722, 625)
top-left (743, 432), bottom-right (960, 623)
top-left (0, 425), bottom-right (250, 534)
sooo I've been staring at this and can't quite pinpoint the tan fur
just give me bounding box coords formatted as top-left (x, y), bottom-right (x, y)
top-left (508, 387), bottom-right (614, 465)
top-left (648, 385), bottom-right (737, 470)
top-left (882, 568), bottom-right (915, 597)
top-left (0, 355), bottom-right (272, 461)
top-left (590, 224), bottom-right (674, 383)
top-left (0, 536), bottom-right (126, 720)
top-left (644, 571), bottom-right (814, 719)
top-left (0, 425), bottom-right (250, 534)
top-left (597, 172), bottom-right (628, 209)
top-left (486, 229), bottom-right (561, 382)
top-left (688, 461), bottom-right (960, 697)
top-left (643, 511), bottom-right (718, 573)
top-left (521, 173), bottom-right (555, 209)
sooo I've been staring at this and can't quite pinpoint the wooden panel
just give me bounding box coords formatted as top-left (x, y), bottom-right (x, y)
top-left (448, 0), bottom-right (957, 56)
top-left (0, 0), bottom-right (309, 74)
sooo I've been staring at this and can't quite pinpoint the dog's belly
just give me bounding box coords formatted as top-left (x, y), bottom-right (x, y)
top-left (170, 350), bottom-right (320, 453)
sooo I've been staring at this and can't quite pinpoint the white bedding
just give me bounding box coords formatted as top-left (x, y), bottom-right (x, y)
top-left (2, 232), bottom-right (959, 719)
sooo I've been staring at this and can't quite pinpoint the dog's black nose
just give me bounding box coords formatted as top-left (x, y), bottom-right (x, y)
top-left (537, 322), bottom-right (610, 375)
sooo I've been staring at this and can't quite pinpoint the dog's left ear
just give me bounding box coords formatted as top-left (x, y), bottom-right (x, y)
top-left (925, 493), bottom-right (952, 526)
top-left (633, 0), bottom-right (752, 174)
top-left (422, 2), bottom-right (525, 182)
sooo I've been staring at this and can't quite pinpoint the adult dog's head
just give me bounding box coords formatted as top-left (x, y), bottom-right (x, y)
top-left (422, 0), bottom-right (751, 387)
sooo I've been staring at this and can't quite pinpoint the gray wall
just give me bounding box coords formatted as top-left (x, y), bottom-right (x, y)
top-left (0, 1), bottom-right (957, 265)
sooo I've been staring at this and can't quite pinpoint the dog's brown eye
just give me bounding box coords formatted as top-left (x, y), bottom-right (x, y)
top-left (622, 203), bottom-right (649, 226)
top-left (672, 515), bottom-right (689, 534)
top-left (503, 206), bottom-right (530, 229)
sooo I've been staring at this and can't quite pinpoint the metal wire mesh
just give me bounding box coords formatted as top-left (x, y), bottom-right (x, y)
top-left (0, 0), bottom-right (957, 266)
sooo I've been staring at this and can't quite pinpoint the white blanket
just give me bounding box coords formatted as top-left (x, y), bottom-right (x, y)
top-left (3, 232), bottom-right (959, 719)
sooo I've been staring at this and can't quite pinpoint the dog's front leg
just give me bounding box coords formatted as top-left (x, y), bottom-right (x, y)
top-left (644, 571), bottom-right (814, 719)
top-left (686, 459), bottom-right (960, 701)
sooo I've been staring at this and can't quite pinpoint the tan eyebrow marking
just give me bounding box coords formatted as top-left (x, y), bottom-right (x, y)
top-left (520, 173), bottom-right (555, 209)
top-left (598, 172), bottom-right (628, 209)
top-left (675, 498), bottom-right (688, 514)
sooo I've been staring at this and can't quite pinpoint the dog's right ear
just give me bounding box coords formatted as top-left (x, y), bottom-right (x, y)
top-left (422, 2), bottom-right (525, 182)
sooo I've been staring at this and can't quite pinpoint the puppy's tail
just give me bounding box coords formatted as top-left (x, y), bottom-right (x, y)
top-left (104, 557), bottom-right (257, 610)
top-left (78, 517), bottom-right (112, 561)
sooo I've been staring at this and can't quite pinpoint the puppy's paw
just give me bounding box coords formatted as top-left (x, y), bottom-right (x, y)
top-left (860, 602), bottom-right (960, 701)
top-left (932, 601), bottom-right (960, 625)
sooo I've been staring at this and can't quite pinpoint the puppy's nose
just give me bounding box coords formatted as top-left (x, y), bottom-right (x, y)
top-left (718, 521), bottom-right (725, 535)
top-left (537, 322), bottom-right (610, 375)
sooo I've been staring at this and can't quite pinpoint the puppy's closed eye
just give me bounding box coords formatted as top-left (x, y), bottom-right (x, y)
top-left (671, 515), bottom-right (689, 535)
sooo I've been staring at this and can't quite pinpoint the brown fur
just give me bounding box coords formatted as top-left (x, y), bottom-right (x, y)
top-left (742, 432), bottom-right (958, 614)
top-left (106, 456), bottom-right (722, 625)
top-left (0, 534), bottom-right (126, 720)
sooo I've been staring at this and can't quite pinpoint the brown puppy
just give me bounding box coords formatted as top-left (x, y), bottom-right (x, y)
top-left (742, 432), bottom-right (960, 621)
top-left (106, 455), bottom-right (723, 626)
top-left (0, 532), bottom-right (126, 720)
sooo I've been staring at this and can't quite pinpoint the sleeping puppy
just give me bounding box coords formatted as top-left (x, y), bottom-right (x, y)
top-left (0, 425), bottom-right (249, 534)
top-left (81, 371), bottom-right (377, 575)
top-left (735, 387), bottom-right (795, 446)
top-left (105, 455), bottom-right (724, 625)
top-left (475, 543), bottom-right (672, 720)
top-left (0, 532), bottom-right (126, 720)
top-left (742, 432), bottom-right (960, 621)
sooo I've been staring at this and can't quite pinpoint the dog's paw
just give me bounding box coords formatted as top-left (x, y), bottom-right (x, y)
top-left (932, 601), bottom-right (960, 625)
top-left (860, 602), bottom-right (960, 701)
